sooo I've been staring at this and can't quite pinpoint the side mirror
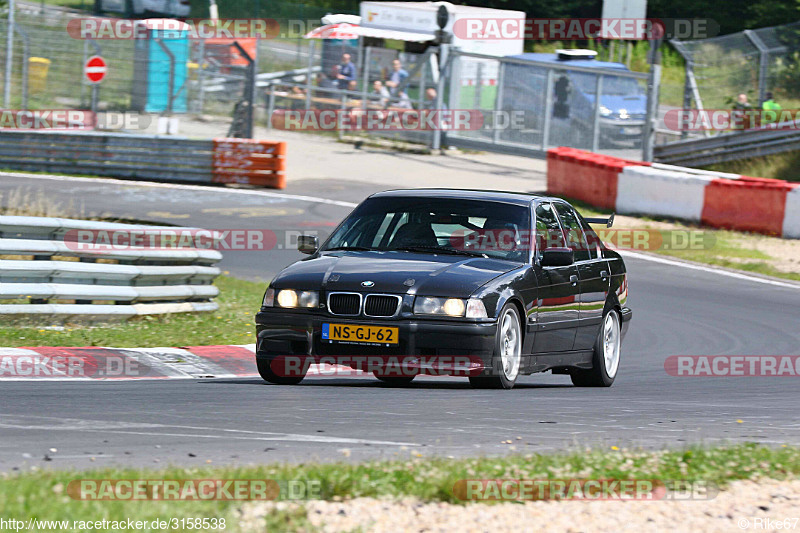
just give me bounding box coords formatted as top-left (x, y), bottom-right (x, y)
top-left (297, 235), bottom-right (319, 255)
top-left (540, 247), bottom-right (574, 267)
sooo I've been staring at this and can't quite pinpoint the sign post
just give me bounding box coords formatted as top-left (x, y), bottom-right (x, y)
top-left (84, 55), bottom-right (107, 129)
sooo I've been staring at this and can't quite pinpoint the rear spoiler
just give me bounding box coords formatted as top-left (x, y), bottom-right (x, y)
top-left (584, 213), bottom-right (615, 228)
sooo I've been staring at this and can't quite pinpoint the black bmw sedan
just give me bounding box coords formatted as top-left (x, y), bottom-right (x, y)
top-left (255, 189), bottom-right (632, 389)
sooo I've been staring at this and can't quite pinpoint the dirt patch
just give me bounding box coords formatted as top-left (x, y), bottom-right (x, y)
top-left (609, 214), bottom-right (800, 275)
top-left (239, 479), bottom-right (800, 532)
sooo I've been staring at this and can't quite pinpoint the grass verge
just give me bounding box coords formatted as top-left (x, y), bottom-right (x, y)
top-left (0, 276), bottom-right (266, 347)
top-left (704, 151), bottom-right (800, 183)
top-left (0, 444), bottom-right (798, 531)
top-left (571, 199), bottom-right (800, 281)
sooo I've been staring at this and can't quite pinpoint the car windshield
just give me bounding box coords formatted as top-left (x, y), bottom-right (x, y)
top-left (322, 196), bottom-right (531, 262)
top-left (577, 74), bottom-right (645, 96)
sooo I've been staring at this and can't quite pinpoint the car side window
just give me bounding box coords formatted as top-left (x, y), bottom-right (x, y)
top-left (534, 203), bottom-right (566, 259)
top-left (554, 203), bottom-right (591, 262)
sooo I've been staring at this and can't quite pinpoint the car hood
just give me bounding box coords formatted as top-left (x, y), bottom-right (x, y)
top-left (272, 251), bottom-right (522, 297)
top-left (588, 93), bottom-right (647, 116)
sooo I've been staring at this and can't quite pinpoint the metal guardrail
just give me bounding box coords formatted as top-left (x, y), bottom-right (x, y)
top-left (0, 216), bottom-right (222, 321)
top-left (0, 130), bottom-right (213, 182)
top-left (0, 130), bottom-right (287, 188)
top-left (653, 126), bottom-right (800, 167)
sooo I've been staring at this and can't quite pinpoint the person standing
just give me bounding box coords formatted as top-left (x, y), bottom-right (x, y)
top-left (385, 59), bottom-right (409, 94)
top-left (762, 92), bottom-right (781, 111)
top-left (336, 54), bottom-right (356, 88)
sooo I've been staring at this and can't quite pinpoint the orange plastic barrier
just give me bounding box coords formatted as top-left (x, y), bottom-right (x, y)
top-left (701, 179), bottom-right (797, 236)
top-left (212, 138), bottom-right (286, 189)
top-left (546, 147), bottom-right (650, 210)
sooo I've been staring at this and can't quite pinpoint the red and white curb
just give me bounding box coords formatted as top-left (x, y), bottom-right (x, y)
top-left (0, 345), bottom-right (259, 381)
top-left (0, 345), bottom-right (369, 381)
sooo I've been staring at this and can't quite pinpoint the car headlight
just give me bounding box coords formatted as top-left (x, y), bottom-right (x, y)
top-left (413, 297), bottom-right (487, 318)
top-left (599, 105), bottom-right (612, 117)
top-left (271, 289), bottom-right (319, 309)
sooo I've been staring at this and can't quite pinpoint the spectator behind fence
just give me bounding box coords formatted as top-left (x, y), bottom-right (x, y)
top-left (385, 59), bottom-right (409, 94)
top-left (423, 87), bottom-right (447, 110)
top-left (762, 91), bottom-right (781, 111)
top-left (394, 91), bottom-right (413, 109)
top-left (336, 53), bottom-right (356, 87)
top-left (372, 80), bottom-right (390, 107)
top-left (316, 73), bottom-right (335, 90)
top-left (733, 93), bottom-right (751, 110)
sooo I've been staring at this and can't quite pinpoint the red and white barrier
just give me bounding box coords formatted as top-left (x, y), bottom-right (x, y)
top-left (784, 187), bottom-right (800, 239)
top-left (547, 147), bottom-right (800, 238)
top-left (616, 165), bottom-right (711, 222)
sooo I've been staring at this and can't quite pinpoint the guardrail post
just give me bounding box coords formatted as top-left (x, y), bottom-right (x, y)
top-left (265, 82), bottom-right (275, 130)
top-left (13, 23), bottom-right (29, 110)
top-left (305, 40), bottom-right (315, 112)
top-left (591, 74), bottom-right (603, 153)
top-left (432, 43), bottom-right (450, 151)
top-left (3, 0), bottom-right (15, 108)
top-left (643, 38), bottom-right (663, 162)
top-left (492, 61), bottom-right (505, 144)
top-left (232, 40), bottom-right (255, 139)
top-left (744, 30), bottom-right (770, 106)
top-left (89, 39), bottom-right (102, 130)
top-left (541, 68), bottom-right (554, 151)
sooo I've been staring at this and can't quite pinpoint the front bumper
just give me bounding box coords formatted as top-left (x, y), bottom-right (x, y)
top-left (255, 309), bottom-right (497, 376)
top-left (600, 120), bottom-right (645, 140)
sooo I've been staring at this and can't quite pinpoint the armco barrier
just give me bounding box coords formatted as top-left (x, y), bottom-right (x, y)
top-left (0, 130), bottom-right (286, 189)
top-left (0, 216), bottom-right (222, 321)
top-left (547, 147), bottom-right (800, 238)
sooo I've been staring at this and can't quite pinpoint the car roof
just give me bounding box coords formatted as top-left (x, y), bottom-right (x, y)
top-left (509, 53), bottom-right (631, 71)
top-left (369, 188), bottom-right (563, 207)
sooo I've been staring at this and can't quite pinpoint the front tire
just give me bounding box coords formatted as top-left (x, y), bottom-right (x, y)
top-left (257, 357), bottom-right (306, 385)
top-left (469, 303), bottom-right (522, 390)
top-left (571, 309), bottom-right (621, 387)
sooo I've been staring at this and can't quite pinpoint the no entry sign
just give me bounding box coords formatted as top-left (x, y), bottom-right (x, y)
top-left (84, 56), bottom-right (107, 84)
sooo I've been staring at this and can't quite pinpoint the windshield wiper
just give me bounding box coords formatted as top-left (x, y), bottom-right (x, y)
top-left (324, 246), bottom-right (376, 252)
top-left (390, 246), bottom-right (487, 258)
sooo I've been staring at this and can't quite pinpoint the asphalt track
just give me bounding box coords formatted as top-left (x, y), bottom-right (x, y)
top-left (1, 173), bottom-right (799, 471)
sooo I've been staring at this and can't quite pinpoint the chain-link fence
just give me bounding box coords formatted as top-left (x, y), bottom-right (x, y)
top-left (263, 42), bottom-right (438, 145)
top-left (0, 12), bottom-right (136, 111)
top-left (671, 21), bottom-right (800, 114)
top-left (445, 50), bottom-right (649, 159)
